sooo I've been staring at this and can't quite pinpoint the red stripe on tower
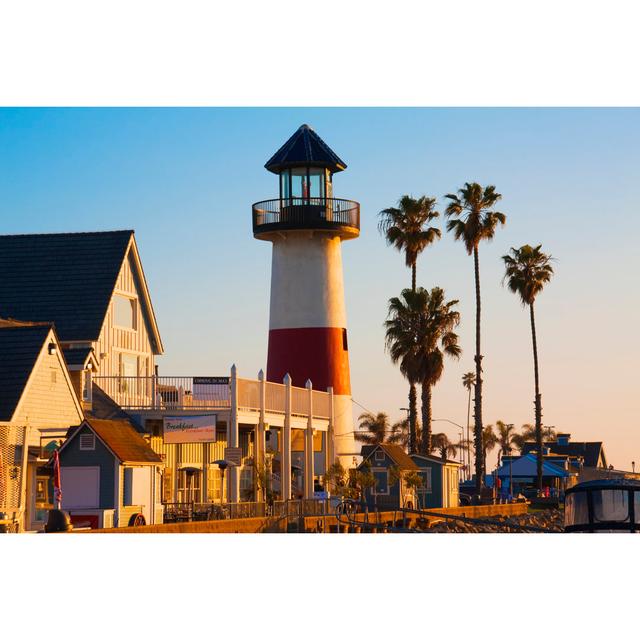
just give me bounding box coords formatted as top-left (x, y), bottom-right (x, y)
top-left (267, 327), bottom-right (351, 395)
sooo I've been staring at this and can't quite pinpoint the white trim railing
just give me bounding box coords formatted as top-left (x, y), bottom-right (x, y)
top-left (93, 373), bottom-right (333, 418)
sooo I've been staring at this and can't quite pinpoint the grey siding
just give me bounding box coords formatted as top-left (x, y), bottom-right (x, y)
top-left (59, 425), bottom-right (116, 509)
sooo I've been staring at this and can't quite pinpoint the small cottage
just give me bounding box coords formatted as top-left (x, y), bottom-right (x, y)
top-left (358, 444), bottom-right (420, 511)
top-left (409, 454), bottom-right (461, 509)
top-left (0, 319), bottom-right (84, 531)
top-left (57, 417), bottom-right (163, 528)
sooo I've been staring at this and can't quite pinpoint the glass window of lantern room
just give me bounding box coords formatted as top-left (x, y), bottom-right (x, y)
top-left (280, 170), bottom-right (290, 200)
top-left (291, 167), bottom-right (308, 200)
top-left (308, 168), bottom-right (325, 199)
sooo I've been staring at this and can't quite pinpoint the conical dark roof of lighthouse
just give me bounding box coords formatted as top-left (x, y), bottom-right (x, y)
top-left (265, 124), bottom-right (347, 174)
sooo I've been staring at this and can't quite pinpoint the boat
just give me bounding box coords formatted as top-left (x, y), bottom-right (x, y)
top-left (564, 479), bottom-right (640, 532)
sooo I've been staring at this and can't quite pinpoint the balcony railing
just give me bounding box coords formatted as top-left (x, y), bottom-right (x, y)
top-left (93, 376), bottom-right (230, 410)
top-left (252, 197), bottom-right (360, 237)
top-left (93, 375), bottom-right (332, 418)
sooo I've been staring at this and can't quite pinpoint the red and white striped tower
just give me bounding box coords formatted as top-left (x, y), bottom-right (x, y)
top-left (252, 124), bottom-right (360, 467)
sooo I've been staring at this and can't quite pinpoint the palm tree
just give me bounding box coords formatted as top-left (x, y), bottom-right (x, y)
top-left (385, 287), bottom-right (461, 455)
top-left (378, 195), bottom-right (441, 291)
top-left (512, 423), bottom-right (557, 453)
top-left (481, 423), bottom-right (499, 479)
top-left (503, 244), bottom-right (554, 492)
top-left (495, 421), bottom-right (516, 461)
top-left (354, 412), bottom-right (391, 445)
top-left (385, 291), bottom-right (421, 454)
top-left (387, 417), bottom-right (422, 452)
top-left (445, 183), bottom-right (506, 492)
top-left (432, 432), bottom-right (467, 462)
top-left (413, 288), bottom-right (461, 455)
top-left (461, 371), bottom-right (476, 480)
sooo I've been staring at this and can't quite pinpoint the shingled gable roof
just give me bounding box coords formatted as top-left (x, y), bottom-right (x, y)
top-left (0, 230), bottom-right (163, 353)
top-left (62, 417), bottom-right (162, 465)
top-left (61, 346), bottom-right (99, 370)
top-left (361, 443), bottom-right (419, 471)
top-left (0, 320), bottom-right (53, 421)
top-left (521, 440), bottom-right (606, 468)
top-left (264, 124), bottom-right (347, 174)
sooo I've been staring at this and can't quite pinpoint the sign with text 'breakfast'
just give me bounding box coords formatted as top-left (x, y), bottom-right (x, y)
top-left (163, 415), bottom-right (217, 444)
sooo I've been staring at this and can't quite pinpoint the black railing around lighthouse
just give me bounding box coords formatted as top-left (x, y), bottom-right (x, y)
top-left (252, 197), bottom-right (360, 237)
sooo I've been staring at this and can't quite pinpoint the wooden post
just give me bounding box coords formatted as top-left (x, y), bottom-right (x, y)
top-left (327, 386), bottom-right (335, 469)
top-left (282, 373), bottom-right (292, 502)
top-left (256, 369), bottom-right (266, 503)
top-left (304, 379), bottom-right (314, 500)
top-left (228, 364), bottom-right (240, 503)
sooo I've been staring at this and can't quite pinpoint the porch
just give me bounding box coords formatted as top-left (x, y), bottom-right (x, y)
top-left (92, 366), bottom-right (337, 508)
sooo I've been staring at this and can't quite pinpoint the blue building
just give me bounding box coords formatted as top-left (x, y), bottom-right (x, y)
top-left (410, 454), bottom-right (461, 509)
top-left (358, 444), bottom-right (420, 510)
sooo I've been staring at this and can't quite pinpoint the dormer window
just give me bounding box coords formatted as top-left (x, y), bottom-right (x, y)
top-left (114, 294), bottom-right (137, 330)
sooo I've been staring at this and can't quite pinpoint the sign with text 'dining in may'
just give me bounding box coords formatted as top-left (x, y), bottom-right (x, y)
top-left (163, 415), bottom-right (217, 444)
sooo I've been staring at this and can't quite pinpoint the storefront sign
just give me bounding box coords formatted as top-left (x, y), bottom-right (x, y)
top-left (164, 415), bottom-right (217, 444)
top-left (193, 376), bottom-right (229, 385)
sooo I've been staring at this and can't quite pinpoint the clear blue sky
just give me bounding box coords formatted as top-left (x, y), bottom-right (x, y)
top-left (1, 107), bottom-right (638, 470)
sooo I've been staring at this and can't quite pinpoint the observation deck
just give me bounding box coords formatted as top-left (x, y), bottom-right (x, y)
top-left (252, 197), bottom-right (360, 240)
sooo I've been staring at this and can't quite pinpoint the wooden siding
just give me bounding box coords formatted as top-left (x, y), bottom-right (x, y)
top-left (14, 338), bottom-right (83, 432)
top-left (59, 425), bottom-right (116, 509)
top-left (94, 250), bottom-right (156, 377)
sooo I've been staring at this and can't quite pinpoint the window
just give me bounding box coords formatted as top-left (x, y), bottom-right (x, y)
top-left (342, 329), bottom-right (348, 351)
top-left (113, 294), bottom-right (137, 330)
top-left (593, 489), bottom-right (629, 523)
top-left (291, 167), bottom-right (308, 199)
top-left (313, 430), bottom-right (323, 452)
top-left (418, 468), bottom-right (432, 494)
top-left (291, 430), bottom-right (305, 452)
top-left (119, 353), bottom-right (138, 377)
top-left (79, 433), bottom-right (95, 451)
top-left (177, 468), bottom-right (201, 503)
top-left (565, 491), bottom-right (589, 526)
top-left (372, 469), bottom-right (389, 495)
top-left (162, 468), bottom-right (173, 503)
top-left (374, 450), bottom-right (385, 462)
top-left (308, 168), bottom-right (325, 199)
top-left (82, 370), bottom-right (92, 402)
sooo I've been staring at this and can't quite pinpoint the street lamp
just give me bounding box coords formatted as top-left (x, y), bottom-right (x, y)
top-left (212, 460), bottom-right (231, 506)
top-left (433, 418), bottom-right (466, 480)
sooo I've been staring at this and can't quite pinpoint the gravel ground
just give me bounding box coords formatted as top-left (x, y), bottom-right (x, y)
top-left (423, 509), bottom-right (564, 533)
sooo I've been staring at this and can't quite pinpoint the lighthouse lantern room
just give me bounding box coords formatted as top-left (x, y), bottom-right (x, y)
top-left (252, 124), bottom-right (360, 466)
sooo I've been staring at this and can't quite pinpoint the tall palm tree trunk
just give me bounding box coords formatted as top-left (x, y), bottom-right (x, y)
top-left (420, 382), bottom-right (432, 455)
top-left (530, 301), bottom-right (543, 492)
top-left (473, 246), bottom-right (484, 493)
top-left (407, 260), bottom-right (417, 445)
top-left (408, 383), bottom-right (417, 454)
top-left (466, 386), bottom-right (472, 482)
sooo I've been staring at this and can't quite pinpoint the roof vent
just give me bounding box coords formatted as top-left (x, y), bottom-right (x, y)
top-left (79, 433), bottom-right (95, 451)
top-left (557, 433), bottom-right (570, 445)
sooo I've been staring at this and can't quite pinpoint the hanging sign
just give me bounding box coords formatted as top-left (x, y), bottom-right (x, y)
top-left (224, 447), bottom-right (242, 466)
top-left (163, 415), bottom-right (217, 444)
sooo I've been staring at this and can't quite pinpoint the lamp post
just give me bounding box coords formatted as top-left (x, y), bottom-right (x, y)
top-left (433, 418), bottom-right (466, 480)
top-left (213, 460), bottom-right (230, 507)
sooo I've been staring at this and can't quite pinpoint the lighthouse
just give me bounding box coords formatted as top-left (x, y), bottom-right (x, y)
top-left (252, 124), bottom-right (359, 467)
